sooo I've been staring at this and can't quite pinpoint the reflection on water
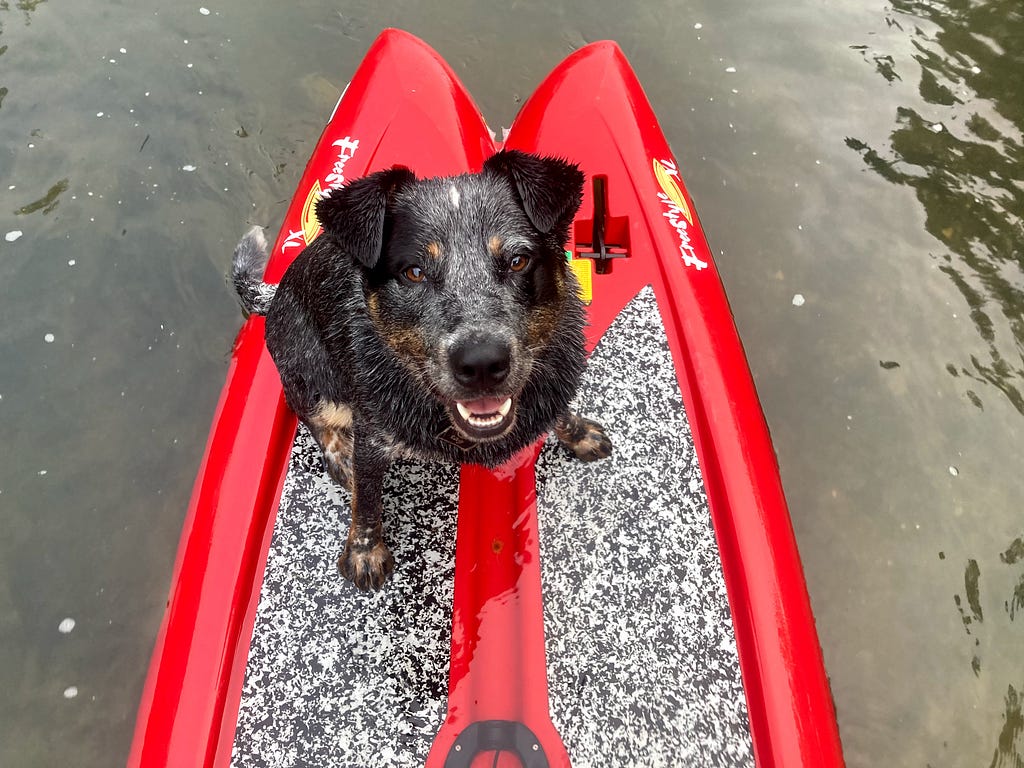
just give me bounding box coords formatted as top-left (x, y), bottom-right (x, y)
top-left (14, 177), bottom-right (68, 215)
top-left (953, 543), bottom-right (1024, 763)
top-left (846, 5), bottom-right (1024, 755)
top-left (992, 685), bottom-right (1023, 768)
top-left (1002, 539), bottom-right (1024, 622)
top-left (846, 0), bottom-right (1024, 415)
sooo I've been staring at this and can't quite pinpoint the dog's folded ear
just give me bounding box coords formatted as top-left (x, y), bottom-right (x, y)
top-left (483, 150), bottom-right (585, 235)
top-left (315, 166), bottom-right (416, 269)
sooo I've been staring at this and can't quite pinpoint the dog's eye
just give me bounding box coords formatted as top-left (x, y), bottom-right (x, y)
top-left (403, 265), bottom-right (426, 283)
top-left (508, 255), bottom-right (530, 272)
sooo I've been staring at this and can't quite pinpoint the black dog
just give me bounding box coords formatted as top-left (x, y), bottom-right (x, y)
top-left (233, 150), bottom-right (611, 590)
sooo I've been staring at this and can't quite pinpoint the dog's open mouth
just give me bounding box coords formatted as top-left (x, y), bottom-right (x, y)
top-left (449, 396), bottom-right (515, 439)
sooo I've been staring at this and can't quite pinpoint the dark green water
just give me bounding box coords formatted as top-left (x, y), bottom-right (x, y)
top-left (1, 1), bottom-right (1021, 765)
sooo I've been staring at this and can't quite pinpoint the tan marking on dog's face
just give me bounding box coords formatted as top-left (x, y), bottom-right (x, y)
top-left (365, 290), bottom-right (429, 367)
top-left (367, 291), bottom-right (381, 319)
top-left (488, 235), bottom-right (503, 256)
top-left (526, 261), bottom-right (570, 348)
top-left (425, 241), bottom-right (441, 259)
top-left (526, 305), bottom-right (561, 349)
top-left (384, 327), bottom-right (427, 361)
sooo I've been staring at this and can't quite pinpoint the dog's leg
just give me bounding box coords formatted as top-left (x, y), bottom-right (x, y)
top-left (338, 433), bottom-right (395, 591)
top-left (307, 401), bottom-right (355, 491)
top-left (315, 425), bottom-right (354, 491)
top-left (555, 409), bottom-right (612, 462)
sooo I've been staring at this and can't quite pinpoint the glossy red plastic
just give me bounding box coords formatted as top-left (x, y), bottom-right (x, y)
top-left (503, 42), bottom-right (846, 767)
top-left (127, 29), bottom-right (496, 767)
top-left (425, 443), bottom-right (570, 768)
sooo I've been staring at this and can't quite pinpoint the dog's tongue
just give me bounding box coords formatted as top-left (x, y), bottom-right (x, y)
top-left (456, 397), bottom-right (512, 418)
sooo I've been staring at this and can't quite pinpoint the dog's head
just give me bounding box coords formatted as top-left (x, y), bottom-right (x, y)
top-left (315, 150), bottom-right (585, 443)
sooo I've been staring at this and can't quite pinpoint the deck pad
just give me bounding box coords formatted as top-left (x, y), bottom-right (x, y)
top-left (232, 434), bottom-right (458, 767)
top-left (536, 286), bottom-right (751, 765)
top-left (232, 287), bottom-right (751, 767)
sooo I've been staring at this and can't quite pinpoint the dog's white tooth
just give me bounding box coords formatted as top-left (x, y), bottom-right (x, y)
top-left (456, 402), bottom-right (472, 421)
top-left (497, 398), bottom-right (512, 417)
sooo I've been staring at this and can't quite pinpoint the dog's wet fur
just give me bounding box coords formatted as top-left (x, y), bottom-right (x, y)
top-left (233, 150), bottom-right (611, 590)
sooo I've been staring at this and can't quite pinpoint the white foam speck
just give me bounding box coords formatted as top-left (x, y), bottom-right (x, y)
top-left (187, 63), bottom-right (194, 69)
top-left (63, 686), bottom-right (78, 699)
top-left (59, 618), bottom-right (76, 634)
top-left (5, 230), bottom-right (23, 242)
top-left (38, 469), bottom-right (47, 476)
top-left (120, 47), bottom-right (127, 54)
top-left (200, 6), bottom-right (210, 14)
top-left (725, 66), bottom-right (736, 73)
top-left (44, 333), bottom-right (55, 343)
top-left (68, 259), bottom-right (77, 266)
top-left (792, 294), bottom-right (806, 307)
top-left (182, 164), bottom-right (197, 172)
top-left (694, 22), bottom-right (703, 29)
top-left (970, 65), bottom-right (981, 74)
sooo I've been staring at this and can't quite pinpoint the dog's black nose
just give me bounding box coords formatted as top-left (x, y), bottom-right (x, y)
top-left (449, 339), bottom-right (511, 389)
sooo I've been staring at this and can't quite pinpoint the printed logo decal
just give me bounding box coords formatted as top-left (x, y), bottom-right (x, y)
top-left (301, 181), bottom-right (322, 246)
top-left (282, 136), bottom-right (360, 253)
top-left (653, 158), bottom-right (693, 226)
top-left (653, 158), bottom-right (707, 271)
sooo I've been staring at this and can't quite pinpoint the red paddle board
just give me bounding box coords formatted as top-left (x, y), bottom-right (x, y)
top-left (128, 29), bottom-right (844, 768)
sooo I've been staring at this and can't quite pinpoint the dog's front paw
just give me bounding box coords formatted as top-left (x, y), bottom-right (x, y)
top-left (557, 414), bottom-right (612, 462)
top-left (338, 537), bottom-right (395, 591)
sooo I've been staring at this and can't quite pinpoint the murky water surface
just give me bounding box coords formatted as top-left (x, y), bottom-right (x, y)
top-left (1, 1), bottom-right (1021, 765)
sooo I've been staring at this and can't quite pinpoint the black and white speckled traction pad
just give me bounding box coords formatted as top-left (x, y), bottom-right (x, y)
top-left (535, 286), bottom-right (752, 765)
top-left (232, 285), bottom-right (752, 767)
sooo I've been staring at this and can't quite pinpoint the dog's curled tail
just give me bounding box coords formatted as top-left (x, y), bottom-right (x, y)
top-left (232, 226), bottom-right (276, 317)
